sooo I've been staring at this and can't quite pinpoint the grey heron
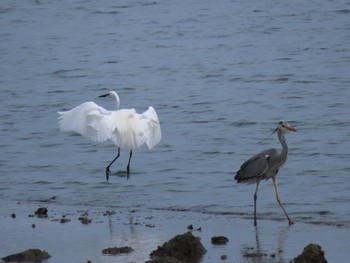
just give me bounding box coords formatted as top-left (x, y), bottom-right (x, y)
top-left (234, 121), bottom-right (297, 226)
top-left (58, 91), bottom-right (162, 182)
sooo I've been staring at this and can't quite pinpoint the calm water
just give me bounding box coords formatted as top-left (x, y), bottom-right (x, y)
top-left (1, 0), bottom-right (350, 228)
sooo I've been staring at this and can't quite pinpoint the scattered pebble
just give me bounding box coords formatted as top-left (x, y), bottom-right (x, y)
top-left (11, 213), bottom-right (16, 219)
top-left (34, 207), bottom-right (48, 218)
top-left (103, 210), bottom-right (116, 216)
top-left (102, 246), bottom-right (133, 255)
top-left (60, 215), bottom-right (71, 224)
top-left (243, 252), bottom-right (267, 258)
top-left (187, 224), bottom-right (201, 231)
top-left (79, 215), bottom-right (92, 224)
top-left (211, 236), bottom-right (229, 245)
top-left (221, 254), bottom-right (227, 260)
top-left (31, 223), bottom-right (36, 228)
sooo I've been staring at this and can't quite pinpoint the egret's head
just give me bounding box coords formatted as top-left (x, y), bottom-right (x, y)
top-left (99, 91), bottom-right (120, 109)
top-left (99, 91), bottom-right (118, 98)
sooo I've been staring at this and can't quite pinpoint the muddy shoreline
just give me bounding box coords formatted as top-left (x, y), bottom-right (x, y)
top-left (0, 200), bottom-right (348, 262)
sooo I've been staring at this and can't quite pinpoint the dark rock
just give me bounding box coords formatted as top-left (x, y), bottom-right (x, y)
top-left (60, 216), bottom-right (71, 223)
top-left (11, 213), bottom-right (16, 219)
top-left (289, 243), bottom-right (328, 263)
top-left (79, 215), bottom-right (91, 224)
top-left (146, 256), bottom-right (183, 263)
top-left (243, 252), bottom-right (267, 258)
top-left (1, 248), bottom-right (50, 262)
top-left (101, 246), bottom-right (133, 255)
top-left (211, 236), bottom-right (229, 245)
top-left (34, 207), bottom-right (48, 218)
top-left (149, 232), bottom-right (206, 263)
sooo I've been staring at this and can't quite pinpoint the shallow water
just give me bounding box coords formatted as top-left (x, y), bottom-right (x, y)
top-left (1, 0), bottom-right (350, 232)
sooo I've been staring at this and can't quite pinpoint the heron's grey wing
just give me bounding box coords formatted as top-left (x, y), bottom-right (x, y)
top-left (58, 102), bottom-right (117, 143)
top-left (235, 149), bottom-right (275, 183)
top-left (139, 106), bottom-right (162, 149)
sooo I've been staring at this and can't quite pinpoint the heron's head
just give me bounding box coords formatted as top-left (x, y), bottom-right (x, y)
top-left (274, 121), bottom-right (297, 134)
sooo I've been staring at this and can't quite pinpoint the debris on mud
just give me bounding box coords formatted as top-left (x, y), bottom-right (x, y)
top-left (148, 231), bottom-right (206, 263)
top-left (289, 243), bottom-right (328, 263)
top-left (101, 246), bottom-right (133, 255)
top-left (1, 248), bottom-right (51, 262)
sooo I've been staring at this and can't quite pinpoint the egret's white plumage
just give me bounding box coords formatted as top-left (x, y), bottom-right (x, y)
top-left (58, 91), bottom-right (161, 181)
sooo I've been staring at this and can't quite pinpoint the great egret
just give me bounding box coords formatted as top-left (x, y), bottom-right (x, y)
top-left (58, 91), bottom-right (161, 181)
top-left (234, 121), bottom-right (297, 226)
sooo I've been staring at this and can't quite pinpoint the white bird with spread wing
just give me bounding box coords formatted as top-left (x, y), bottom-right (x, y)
top-left (58, 91), bottom-right (161, 181)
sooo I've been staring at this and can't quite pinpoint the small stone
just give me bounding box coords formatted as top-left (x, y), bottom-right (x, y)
top-left (11, 213), bottom-right (16, 219)
top-left (187, 224), bottom-right (194, 230)
top-left (60, 216), bottom-right (71, 223)
top-left (79, 215), bottom-right (91, 224)
top-left (211, 236), bottom-right (229, 245)
top-left (34, 207), bottom-right (48, 218)
top-left (101, 246), bottom-right (133, 255)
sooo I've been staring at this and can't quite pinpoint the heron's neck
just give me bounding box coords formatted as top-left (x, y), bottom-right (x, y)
top-left (278, 129), bottom-right (288, 157)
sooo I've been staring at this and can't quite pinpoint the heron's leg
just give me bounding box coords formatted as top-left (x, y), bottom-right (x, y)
top-left (126, 150), bottom-right (132, 180)
top-left (105, 147), bottom-right (120, 182)
top-left (254, 181), bottom-right (260, 226)
top-left (272, 176), bottom-right (294, 225)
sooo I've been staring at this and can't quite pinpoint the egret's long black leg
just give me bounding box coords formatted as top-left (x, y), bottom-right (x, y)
top-left (126, 150), bottom-right (132, 180)
top-left (105, 147), bottom-right (120, 182)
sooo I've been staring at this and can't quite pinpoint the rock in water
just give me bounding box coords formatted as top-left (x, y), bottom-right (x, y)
top-left (211, 236), bottom-right (229, 245)
top-left (2, 249), bottom-right (51, 262)
top-left (101, 246), bottom-right (133, 255)
top-left (148, 232), bottom-right (206, 263)
top-left (289, 243), bottom-right (328, 263)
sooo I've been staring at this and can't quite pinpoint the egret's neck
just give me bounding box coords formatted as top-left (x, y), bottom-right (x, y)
top-left (115, 95), bottom-right (120, 110)
top-left (110, 91), bottom-right (120, 110)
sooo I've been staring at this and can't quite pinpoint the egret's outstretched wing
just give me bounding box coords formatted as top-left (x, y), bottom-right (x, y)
top-left (58, 102), bottom-right (117, 143)
top-left (234, 148), bottom-right (276, 183)
top-left (139, 106), bottom-right (162, 149)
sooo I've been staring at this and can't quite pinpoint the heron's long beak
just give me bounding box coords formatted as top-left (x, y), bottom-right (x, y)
top-left (286, 126), bottom-right (297, 132)
top-left (99, 93), bottom-right (109, 98)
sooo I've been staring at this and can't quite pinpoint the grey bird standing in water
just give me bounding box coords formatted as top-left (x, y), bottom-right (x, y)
top-left (234, 121), bottom-right (297, 226)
